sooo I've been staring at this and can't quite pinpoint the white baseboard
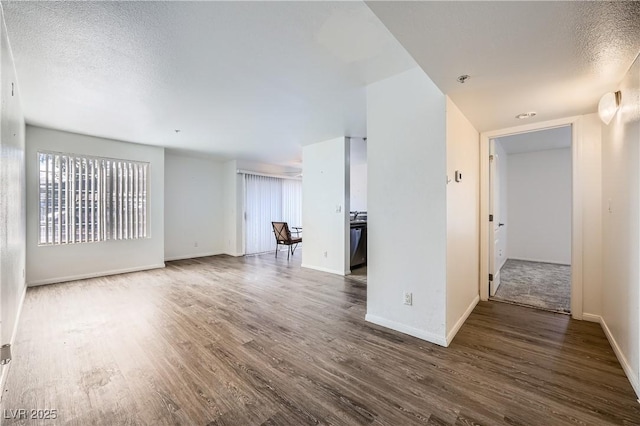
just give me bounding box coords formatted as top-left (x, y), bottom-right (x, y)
top-left (301, 263), bottom-right (347, 276)
top-left (508, 257), bottom-right (570, 266)
top-left (491, 279), bottom-right (501, 295)
top-left (1, 283), bottom-right (27, 400)
top-left (499, 257), bottom-right (507, 271)
top-left (365, 314), bottom-right (447, 347)
top-left (165, 252), bottom-right (222, 262)
top-left (222, 252), bottom-right (244, 257)
top-left (27, 263), bottom-right (166, 287)
top-left (586, 314), bottom-right (640, 398)
top-left (581, 313), bottom-right (601, 323)
top-left (446, 295), bottom-right (480, 346)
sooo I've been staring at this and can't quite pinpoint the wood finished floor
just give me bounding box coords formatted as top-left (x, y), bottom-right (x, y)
top-left (2, 254), bottom-right (639, 425)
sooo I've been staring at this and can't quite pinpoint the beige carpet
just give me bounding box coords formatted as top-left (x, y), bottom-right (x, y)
top-left (491, 259), bottom-right (571, 314)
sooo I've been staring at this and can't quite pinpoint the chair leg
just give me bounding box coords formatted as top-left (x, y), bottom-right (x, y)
top-left (287, 244), bottom-right (290, 260)
top-left (275, 243), bottom-right (278, 258)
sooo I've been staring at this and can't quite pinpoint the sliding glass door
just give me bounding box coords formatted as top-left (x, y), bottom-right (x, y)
top-left (244, 174), bottom-right (302, 255)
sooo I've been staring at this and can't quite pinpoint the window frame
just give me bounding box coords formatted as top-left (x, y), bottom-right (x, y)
top-left (36, 150), bottom-right (151, 246)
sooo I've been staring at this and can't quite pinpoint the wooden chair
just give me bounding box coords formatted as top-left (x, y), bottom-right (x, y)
top-left (271, 222), bottom-right (302, 259)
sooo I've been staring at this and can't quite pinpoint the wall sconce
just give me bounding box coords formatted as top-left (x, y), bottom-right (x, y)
top-left (598, 90), bottom-right (622, 125)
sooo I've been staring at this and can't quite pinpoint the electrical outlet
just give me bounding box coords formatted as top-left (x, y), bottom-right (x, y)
top-left (323, 251), bottom-right (328, 258)
top-left (194, 241), bottom-right (198, 248)
top-left (403, 292), bottom-right (412, 306)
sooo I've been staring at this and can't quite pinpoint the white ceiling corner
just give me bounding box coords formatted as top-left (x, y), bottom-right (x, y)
top-left (2, 1), bottom-right (415, 165)
top-left (366, 1), bottom-right (640, 132)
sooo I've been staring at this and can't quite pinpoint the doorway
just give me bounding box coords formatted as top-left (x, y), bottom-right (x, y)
top-left (480, 116), bottom-right (584, 320)
top-left (349, 137), bottom-right (367, 282)
top-left (488, 126), bottom-right (572, 314)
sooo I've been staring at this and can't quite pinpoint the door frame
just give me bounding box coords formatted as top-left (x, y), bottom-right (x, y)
top-left (479, 116), bottom-right (583, 320)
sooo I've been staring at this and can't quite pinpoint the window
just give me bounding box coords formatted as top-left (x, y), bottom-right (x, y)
top-left (38, 152), bottom-right (149, 245)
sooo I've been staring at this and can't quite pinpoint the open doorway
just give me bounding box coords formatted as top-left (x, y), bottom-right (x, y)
top-left (488, 126), bottom-right (572, 314)
top-left (349, 137), bottom-right (367, 282)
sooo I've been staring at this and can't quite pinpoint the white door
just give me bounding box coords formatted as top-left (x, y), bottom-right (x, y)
top-left (489, 140), bottom-right (502, 296)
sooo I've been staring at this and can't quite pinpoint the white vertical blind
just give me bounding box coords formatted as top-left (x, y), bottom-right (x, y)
top-left (282, 179), bottom-right (302, 228)
top-left (244, 174), bottom-right (302, 255)
top-left (38, 152), bottom-right (149, 245)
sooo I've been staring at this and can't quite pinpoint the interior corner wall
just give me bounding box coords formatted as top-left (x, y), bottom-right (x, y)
top-left (365, 67), bottom-right (447, 346)
top-left (350, 137), bottom-right (367, 212)
top-left (580, 113), bottom-right (603, 317)
top-left (601, 54), bottom-right (640, 395)
top-left (0, 5), bottom-right (26, 387)
top-left (301, 137), bottom-right (350, 275)
top-left (350, 163), bottom-right (367, 212)
top-left (25, 126), bottom-right (165, 286)
top-left (222, 160), bottom-right (243, 256)
top-left (164, 153), bottom-right (225, 261)
top-left (507, 148), bottom-right (572, 265)
top-left (445, 97), bottom-right (479, 342)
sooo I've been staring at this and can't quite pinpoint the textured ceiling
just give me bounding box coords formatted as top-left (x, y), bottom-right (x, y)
top-left (5, 2), bottom-right (640, 164)
top-left (2, 1), bottom-right (415, 165)
top-left (367, 1), bottom-right (640, 132)
top-left (495, 126), bottom-right (571, 154)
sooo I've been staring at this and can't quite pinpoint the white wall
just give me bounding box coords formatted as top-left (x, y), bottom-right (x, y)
top-left (495, 140), bottom-right (508, 270)
top-left (445, 97), bottom-right (479, 342)
top-left (507, 148), bottom-right (572, 264)
top-left (366, 67), bottom-right (448, 346)
top-left (350, 137), bottom-right (367, 212)
top-left (601, 54), bottom-right (640, 396)
top-left (301, 137), bottom-right (350, 275)
top-left (350, 163), bottom-right (367, 212)
top-left (164, 152), bottom-right (225, 261)
top-left (25, 126), bottom-right (165, 285)
top-left (0, 6), bottom-right (26, 388)
top-left (222, 160), bottom-right (243, 256)
top-left (580, 113), bottom-right (603, 318)
top-left (236, 159), bottom-right (301, 177)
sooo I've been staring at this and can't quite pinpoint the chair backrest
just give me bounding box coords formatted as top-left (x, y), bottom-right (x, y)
top-left (272, 222), bottom-right (292, 243)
